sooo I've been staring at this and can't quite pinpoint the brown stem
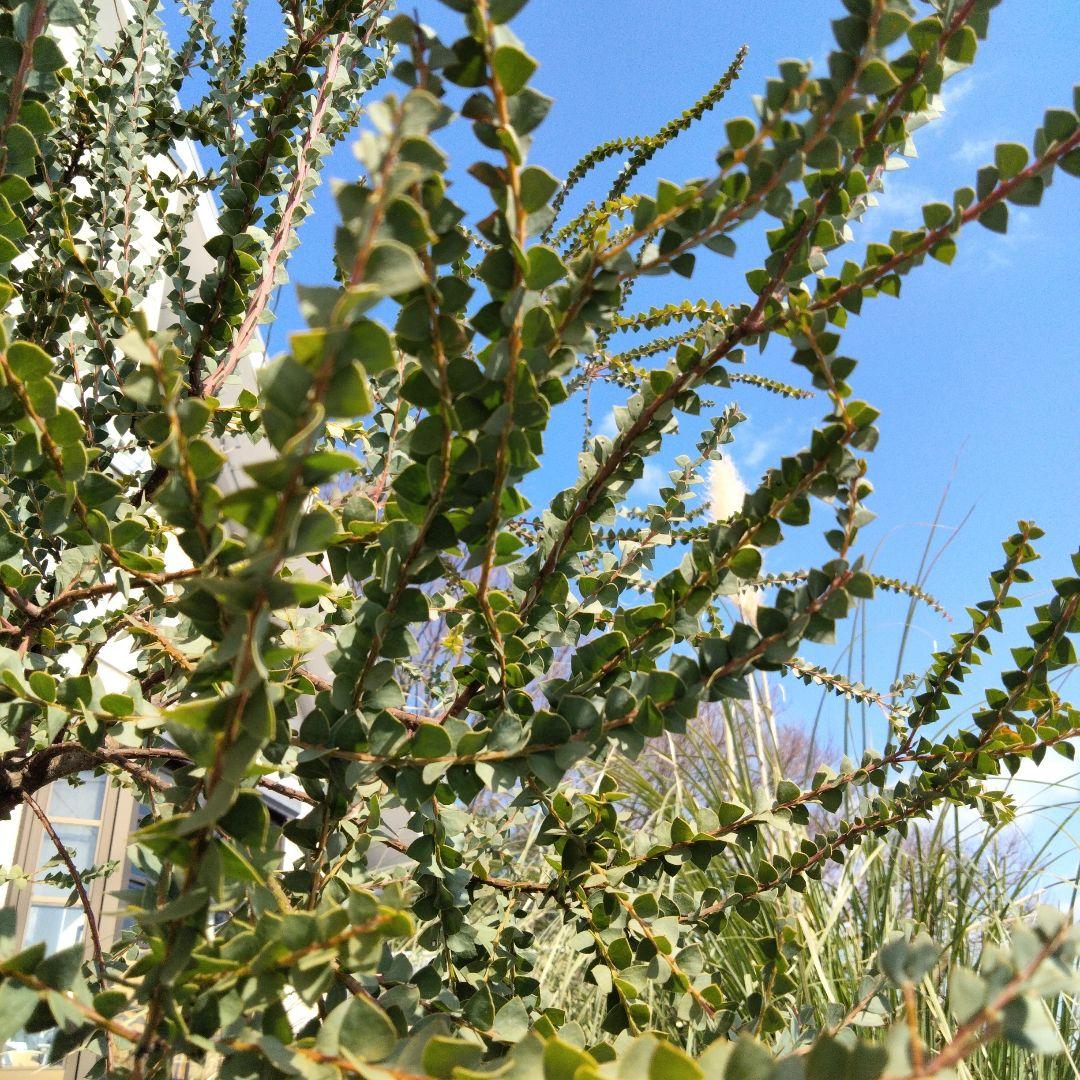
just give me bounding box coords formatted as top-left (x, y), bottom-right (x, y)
top-left (812, 125), bottom-right (1080, 315)
top-left (473, 0), bottom-right (528, 633)
top-left (204, 32), bottom-right (349, 397)
top-left (908, 920), bottom-right (1072, 1078)
top-left (904, 980), bottom-right (925, 1073)
top-left (0, 0), bottom-right (47, 175)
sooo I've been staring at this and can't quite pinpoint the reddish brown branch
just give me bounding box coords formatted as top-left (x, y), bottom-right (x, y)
top-left (22, 790), bottom-right (107, 982)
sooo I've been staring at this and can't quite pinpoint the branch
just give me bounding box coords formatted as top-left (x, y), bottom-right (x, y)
top-left (203, 31), bottom-right (350, 397)
top-left (907, 920), bottom-right (1073, 1078)
top-left (21, 790), bottom-right (107, 982)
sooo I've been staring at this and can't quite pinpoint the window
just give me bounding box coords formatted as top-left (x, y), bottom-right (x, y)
top-left (1, 774), bottom-right (135, 1079)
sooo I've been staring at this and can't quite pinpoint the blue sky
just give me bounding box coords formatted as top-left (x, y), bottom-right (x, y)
top-left (164, 1), bottom-right (1079, 758)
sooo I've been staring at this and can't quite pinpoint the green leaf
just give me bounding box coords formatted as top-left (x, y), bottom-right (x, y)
top-left (492, 44), bottom-right (537, 96)
top-left (317, 995), bottom-right (397, 1064)
top-left (27, 670), bottom-right (55, 701)
top-left (46, 407), bottom-right (83, 445)
top-left (994, 142), bottom-right (1029, 179)
top-left (519, 165), bottom-right (559, 212)
top-left (726, 117), bottom-right (755, 150)
top-left (18, 100), bottom-right (54, 136)
top-left (507, 86), bottom-right (552, 134)
top-left (220, 486), bottom-right (279, 535)
top-left (326, 360), bottom-right (372, 418)
top-left (26, 376), bottom-right (56, 420)
top-left (1007, 175), bottom-right (1044, 206)
top-left (745, 268), bottom-right (769, 295)
top-left (1044, 108), bottom-right (1078, 141)
top-left (101, 693), bottom-right (134, 718)
top-left (422, 1036), bottom-right (484, 1079)
top-left (525, 245), bottom-right (566, 290)
top-left (858, 60), bottom-right (900, 96)
top-left (366, 241), bottom-right (426, 296)
top-left (37, 944), bottom-right (85, 990)
top-left (930, 238), bottom-right (956, 265)
top-left (302, 450), bottom-right (358, 484)
top-left (491, 997), bottom-right (530, 1042)
top-left (805, 1037), bottom-right (849, 1080)
top-left (408, 722), bottom-right (452, 759)
top-left (3, 124), bottom-right (39, 176)
top-left (7, 341), bottom-right (51, 379)
top-left (723, 1036), bottom-right (773, 1079)
top-left (949, 966), bottom-right (986, 1024)
top-left (58, 440), bottom-right (85, 480)
top-left (907, 16), bottom-right (942, 52)
top-left (945, 25), bottom-right (977, 64)
top-left (879, 932), bottom-right (940, 986)
top-left (0, 176), bottom-right (32, 204)
top-left (572, 631), bottom-right (628, 677)
top-left (293, 507), bottom-right (339, 554)
top-left (32, 36), bottom-right (66, 74)
top-left (385, 195), bottom-right (435, 249)
top-left (81, 472), bottom-right (122, 508)
top-left (1001, 994), bottom-right (1062, 1053)
top-left (343, 319), bottom-right (396, 374)
top-left (876, 10), bottom-right (912, 47)
top-left (649, 1040), bottom-right (701, 1080)
top-left (187, 439), bottom-right (225, 479)
top-left (978, 201), bottom-right (1008, 234)
top-left (489, 0), bottom-right (528, 22)
top-left (728, 547), bottom-right (762, 580)
top-left (805, 135), bottom-right (841, 171)
top-left (697, 1038), bottom-right (733, 1079)
top-left (921, 202), bottom-right (952, 230)
top-left (163, 696), bottom-right (230, 730)
top-left (0, 981), bottom-right (39, 1047)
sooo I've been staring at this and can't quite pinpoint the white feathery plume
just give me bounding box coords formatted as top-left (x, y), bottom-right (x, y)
top-left (708, 456), bottom-right (746, 522)
top-left (709, 456), bottom-right (759, 628)
top-left (710, 456), bottom-right (780, 783)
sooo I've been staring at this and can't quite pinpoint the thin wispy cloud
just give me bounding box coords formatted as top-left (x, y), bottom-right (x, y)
top-left (742, 434), bottom-right (775, 470)
top-left (627, 461), bottom-right (666, 506)
top-left (952, 135), bottom-right (999, 165)
top-left (730, 417), bottom-right (794, 479)
top-left (940, 71), bottom-right (979, 112)
top-left (862, 178), bottom-right (939, 234)
top-left (971, 207), bottom-right (1041, 272)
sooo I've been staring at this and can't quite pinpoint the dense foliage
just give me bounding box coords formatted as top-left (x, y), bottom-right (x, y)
top-left (0, 0), bottom-right (1078, 1076)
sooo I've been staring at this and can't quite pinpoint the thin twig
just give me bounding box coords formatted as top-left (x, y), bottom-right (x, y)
top-left (22, 790), bottom-right (108, 983)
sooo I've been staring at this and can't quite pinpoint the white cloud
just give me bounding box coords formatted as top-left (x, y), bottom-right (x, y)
top-left (952, 136), bottom-right (997, 165)
top-left (915, 73), bottom-right (979, 142)
top-left (863, 178), bottom-right (938, 231)
top-left (742, 435), bottom-right (774, 469)
top-left (729, 416), bottom-right (795, 478)
top-left (597, 407), bottom-right (619, 440)
top-left (993, 751), bottom-right (1080, 822)
top-left (940, 72), bottom-right (978, 112)
top-left (970, 207), bottom-right (1040, 272)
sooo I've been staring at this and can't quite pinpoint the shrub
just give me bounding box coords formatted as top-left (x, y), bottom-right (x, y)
top-left (0, 0), bottom-right (1078, 1076)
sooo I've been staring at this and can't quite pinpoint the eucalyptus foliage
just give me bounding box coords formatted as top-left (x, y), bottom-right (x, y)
top-left (0, 0), bottom-right (1078, 1077)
